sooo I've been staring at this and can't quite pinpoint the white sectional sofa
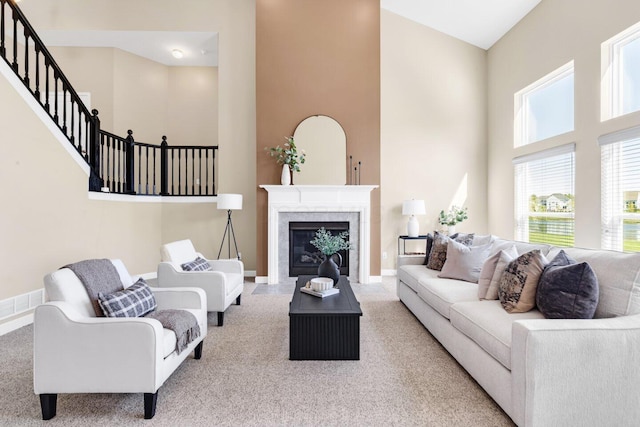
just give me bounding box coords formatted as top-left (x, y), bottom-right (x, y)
top-left (397, 238), bottom-right (640, 427)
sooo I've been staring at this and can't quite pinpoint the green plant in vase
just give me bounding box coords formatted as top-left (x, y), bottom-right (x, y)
top-left (310, 227), bottom-right (353, 285)
top-left (265, 136), bottom-right (306, 185)
top-left (438, 205), bottom-right (468, 235)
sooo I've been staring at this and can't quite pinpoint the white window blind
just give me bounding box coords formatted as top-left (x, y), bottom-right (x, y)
top-left (513, 144), bottom-right (575, 246)
top-left (600, 126), bottom-right (640, 252)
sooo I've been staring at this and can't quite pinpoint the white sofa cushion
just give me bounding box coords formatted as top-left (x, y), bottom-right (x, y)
top-left (450, 300), bottom-right (545, 370)
top-left (416, 273), bottom-right (479, 319)
top-left (397, 264), bottom-right (427, 293)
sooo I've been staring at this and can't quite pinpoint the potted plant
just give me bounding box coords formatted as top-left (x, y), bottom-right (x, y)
top-left (310, 227), bottom-right (353, 285)
top-left (438, 205), bottom-right (468, 235)
top-left (265, 136), bottom-right (306, 185)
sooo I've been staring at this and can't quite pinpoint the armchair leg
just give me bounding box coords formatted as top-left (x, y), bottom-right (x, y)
top-left (40, 394), bottom-right (57, 420)
top-left (217, 311), bottom-right (224, 326)
top-left (194, 341), bottom-right (203, 359)
top-left (236, 294), bottom-right (241, 305)
top-left (144, 392), bottom-right (158, 419)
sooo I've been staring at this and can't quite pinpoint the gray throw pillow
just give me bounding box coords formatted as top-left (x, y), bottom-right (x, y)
top-left (439, 241), bottom-right (492, 283)
top-left (536, 250), bottom-right (599, 319)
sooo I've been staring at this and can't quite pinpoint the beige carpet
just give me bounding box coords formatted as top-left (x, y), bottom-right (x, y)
top-left (0, 280), bottom-right (514, 426)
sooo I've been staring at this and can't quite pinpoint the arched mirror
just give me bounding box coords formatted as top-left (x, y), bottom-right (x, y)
top-left (293, 115), bottom-right (347, 185)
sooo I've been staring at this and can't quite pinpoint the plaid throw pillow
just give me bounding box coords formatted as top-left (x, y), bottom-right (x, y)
top-left (181, 257), bottom-right (212, 272)
top-left (98, 278), bottom-right (157, 318)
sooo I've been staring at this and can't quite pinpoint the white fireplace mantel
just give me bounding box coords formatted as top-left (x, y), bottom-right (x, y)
top-left (260, 185), bottom-right (378, 284)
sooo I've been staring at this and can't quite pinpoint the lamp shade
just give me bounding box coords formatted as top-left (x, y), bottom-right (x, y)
top-left (217, 193), bottom-right (243, 210)
top-left (402, 199), bottom-right (425, 216)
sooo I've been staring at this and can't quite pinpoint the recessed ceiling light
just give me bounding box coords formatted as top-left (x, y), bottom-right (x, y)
top-left (171, 49), bottom-right (184, 59)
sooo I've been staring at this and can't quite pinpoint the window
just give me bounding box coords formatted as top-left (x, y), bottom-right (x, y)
top-left (600, 125), bottom-right (640, 252)
top-left (514, 61), bottom-right (574, 147)
top-left (602, 21), bottom-right (640, 120)
top-left (514, 144), bottom-right (575, 246)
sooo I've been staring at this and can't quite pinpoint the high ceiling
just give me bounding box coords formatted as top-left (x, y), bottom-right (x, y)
top-left (34, 1), bottom-right (542, 67)
top-left (381, 0), bottom-right (542, 50)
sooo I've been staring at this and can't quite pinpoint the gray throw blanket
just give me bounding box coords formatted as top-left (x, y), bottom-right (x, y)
top-left (146, 309), bottom-right (201, 355)
top-left (65, 259), bottom-right (123, 317)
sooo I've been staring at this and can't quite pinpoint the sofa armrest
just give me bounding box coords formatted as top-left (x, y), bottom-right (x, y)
top-left (157, 263), bottom-right (226, 307)
top-left (34, 302), bottom-right (165, 394)
top-left (511, 314), bottom-right (640, 427)
top-left (207, 258), bottom-right (244, 275)
top-left (152, 287), bottom-right (207, 329)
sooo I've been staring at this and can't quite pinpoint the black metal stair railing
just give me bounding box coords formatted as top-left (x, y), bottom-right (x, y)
top-left (0, 0), bottom-right (218, 196)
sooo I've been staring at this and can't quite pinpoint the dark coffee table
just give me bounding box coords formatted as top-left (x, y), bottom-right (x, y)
top-left (289, 275), bottom-right (362, 360)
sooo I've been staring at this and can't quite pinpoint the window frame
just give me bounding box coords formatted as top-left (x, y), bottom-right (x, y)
top-left (514, 61), bottom-right (575, 147)
top-left (601, 20), bottom-right (640, 121)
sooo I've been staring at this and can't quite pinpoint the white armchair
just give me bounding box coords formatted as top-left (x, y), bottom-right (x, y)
top-left (33, 259), bottom-right (207, 420)
top-left (158, 239), bottom-right (244, 326)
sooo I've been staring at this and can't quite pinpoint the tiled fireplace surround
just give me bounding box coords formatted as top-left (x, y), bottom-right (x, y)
top-left (260, 185), bottom-right (378, 284)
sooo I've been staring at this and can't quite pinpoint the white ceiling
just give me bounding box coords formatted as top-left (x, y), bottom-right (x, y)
top-left (381, 0), bottom-right (542, 50)
top-left (35, 0), bottom-right (540, 67)
top-left (37, 30), bottom-right (218, 67)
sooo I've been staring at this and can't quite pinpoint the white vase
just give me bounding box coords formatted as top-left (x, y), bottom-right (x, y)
top-left (447, 225), bottom-right (456, 235)
top-left (281, 164), bottom-right (291, 186)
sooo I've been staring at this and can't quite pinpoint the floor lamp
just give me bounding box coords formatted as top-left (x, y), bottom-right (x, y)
top-left (217, 193), bottom-right (243, 260)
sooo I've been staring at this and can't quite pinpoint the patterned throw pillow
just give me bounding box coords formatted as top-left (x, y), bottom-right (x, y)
top-left (498, 250), bottom-right (548, 313)
top-left (181, 257), bottom-right (212, 272)
top-left (477, 245), bottom-right (517, 299)
top-left (426, 232), bottom-right (475, 271)
top-left (536, 250), bottom-right (599, 319)
top-left (98, 278), bottom-right (157, 318)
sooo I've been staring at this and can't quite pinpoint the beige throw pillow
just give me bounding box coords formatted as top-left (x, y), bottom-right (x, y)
top-left (438, 241), bottom-right (492, 283)
top-left (485, 247), bottom-right (519, 300)
top-left (477, 245), bottom-right (517, 299)
top-left (498, 250), bottom-right (548, 313)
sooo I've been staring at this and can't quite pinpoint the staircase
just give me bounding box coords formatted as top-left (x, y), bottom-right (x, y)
top-left (0, 0), bottom-right (218, 196)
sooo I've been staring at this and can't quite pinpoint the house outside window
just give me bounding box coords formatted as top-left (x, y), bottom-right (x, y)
top-left (514, 61), bottom-right (574, 147)
top-left (601, 20), bottom-right (640, 121)
top-left (600, 126), bottom-right (640, 252)
top-left (514, 144), bottom-right (575, 246)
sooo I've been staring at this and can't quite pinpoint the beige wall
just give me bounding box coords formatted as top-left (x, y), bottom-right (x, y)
top-left (0, 0), bottom-right (256, 326)
top-left (0, 69), bottom-right (163, 301)
top-left (487, 0), bottom-right (640, 248)
top-left (381, 11), bottom-right (488, 269)
top-left (168, 67), bottom-right (218, 147)
top-left (255, 0), bottom-right (381, 277)
top-left (47, 47), bottom-right (116, 130)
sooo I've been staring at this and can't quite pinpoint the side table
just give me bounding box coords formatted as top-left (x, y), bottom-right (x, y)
top-left (398, 235), bottom-right (428, 255)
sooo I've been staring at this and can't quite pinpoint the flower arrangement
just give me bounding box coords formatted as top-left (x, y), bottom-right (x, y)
top-left (310, 227), bottom-right (353, 256)
top-left (265, 136), bottom-right (306, 172)
top-left (438, 205), bottom-right (468, 226)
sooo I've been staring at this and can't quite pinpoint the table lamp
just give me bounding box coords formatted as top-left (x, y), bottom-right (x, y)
top-left (402, 199), bottom-right (426, 237)
top-left (217, 193), bottom-right (243, 259)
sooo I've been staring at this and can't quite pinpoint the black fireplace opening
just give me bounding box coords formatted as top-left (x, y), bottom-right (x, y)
top-left (289, 221), bottom-right (349, 277)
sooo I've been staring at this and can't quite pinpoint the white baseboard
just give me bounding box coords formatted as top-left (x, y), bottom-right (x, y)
top-left (0, 312), bottom-right (34, 336)
top-left (381, 269), bottom-right (397, 277)
top-left (255, 276), bottom-right (268, 284)
top-left (244, 270), bottom-right (257, 277)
